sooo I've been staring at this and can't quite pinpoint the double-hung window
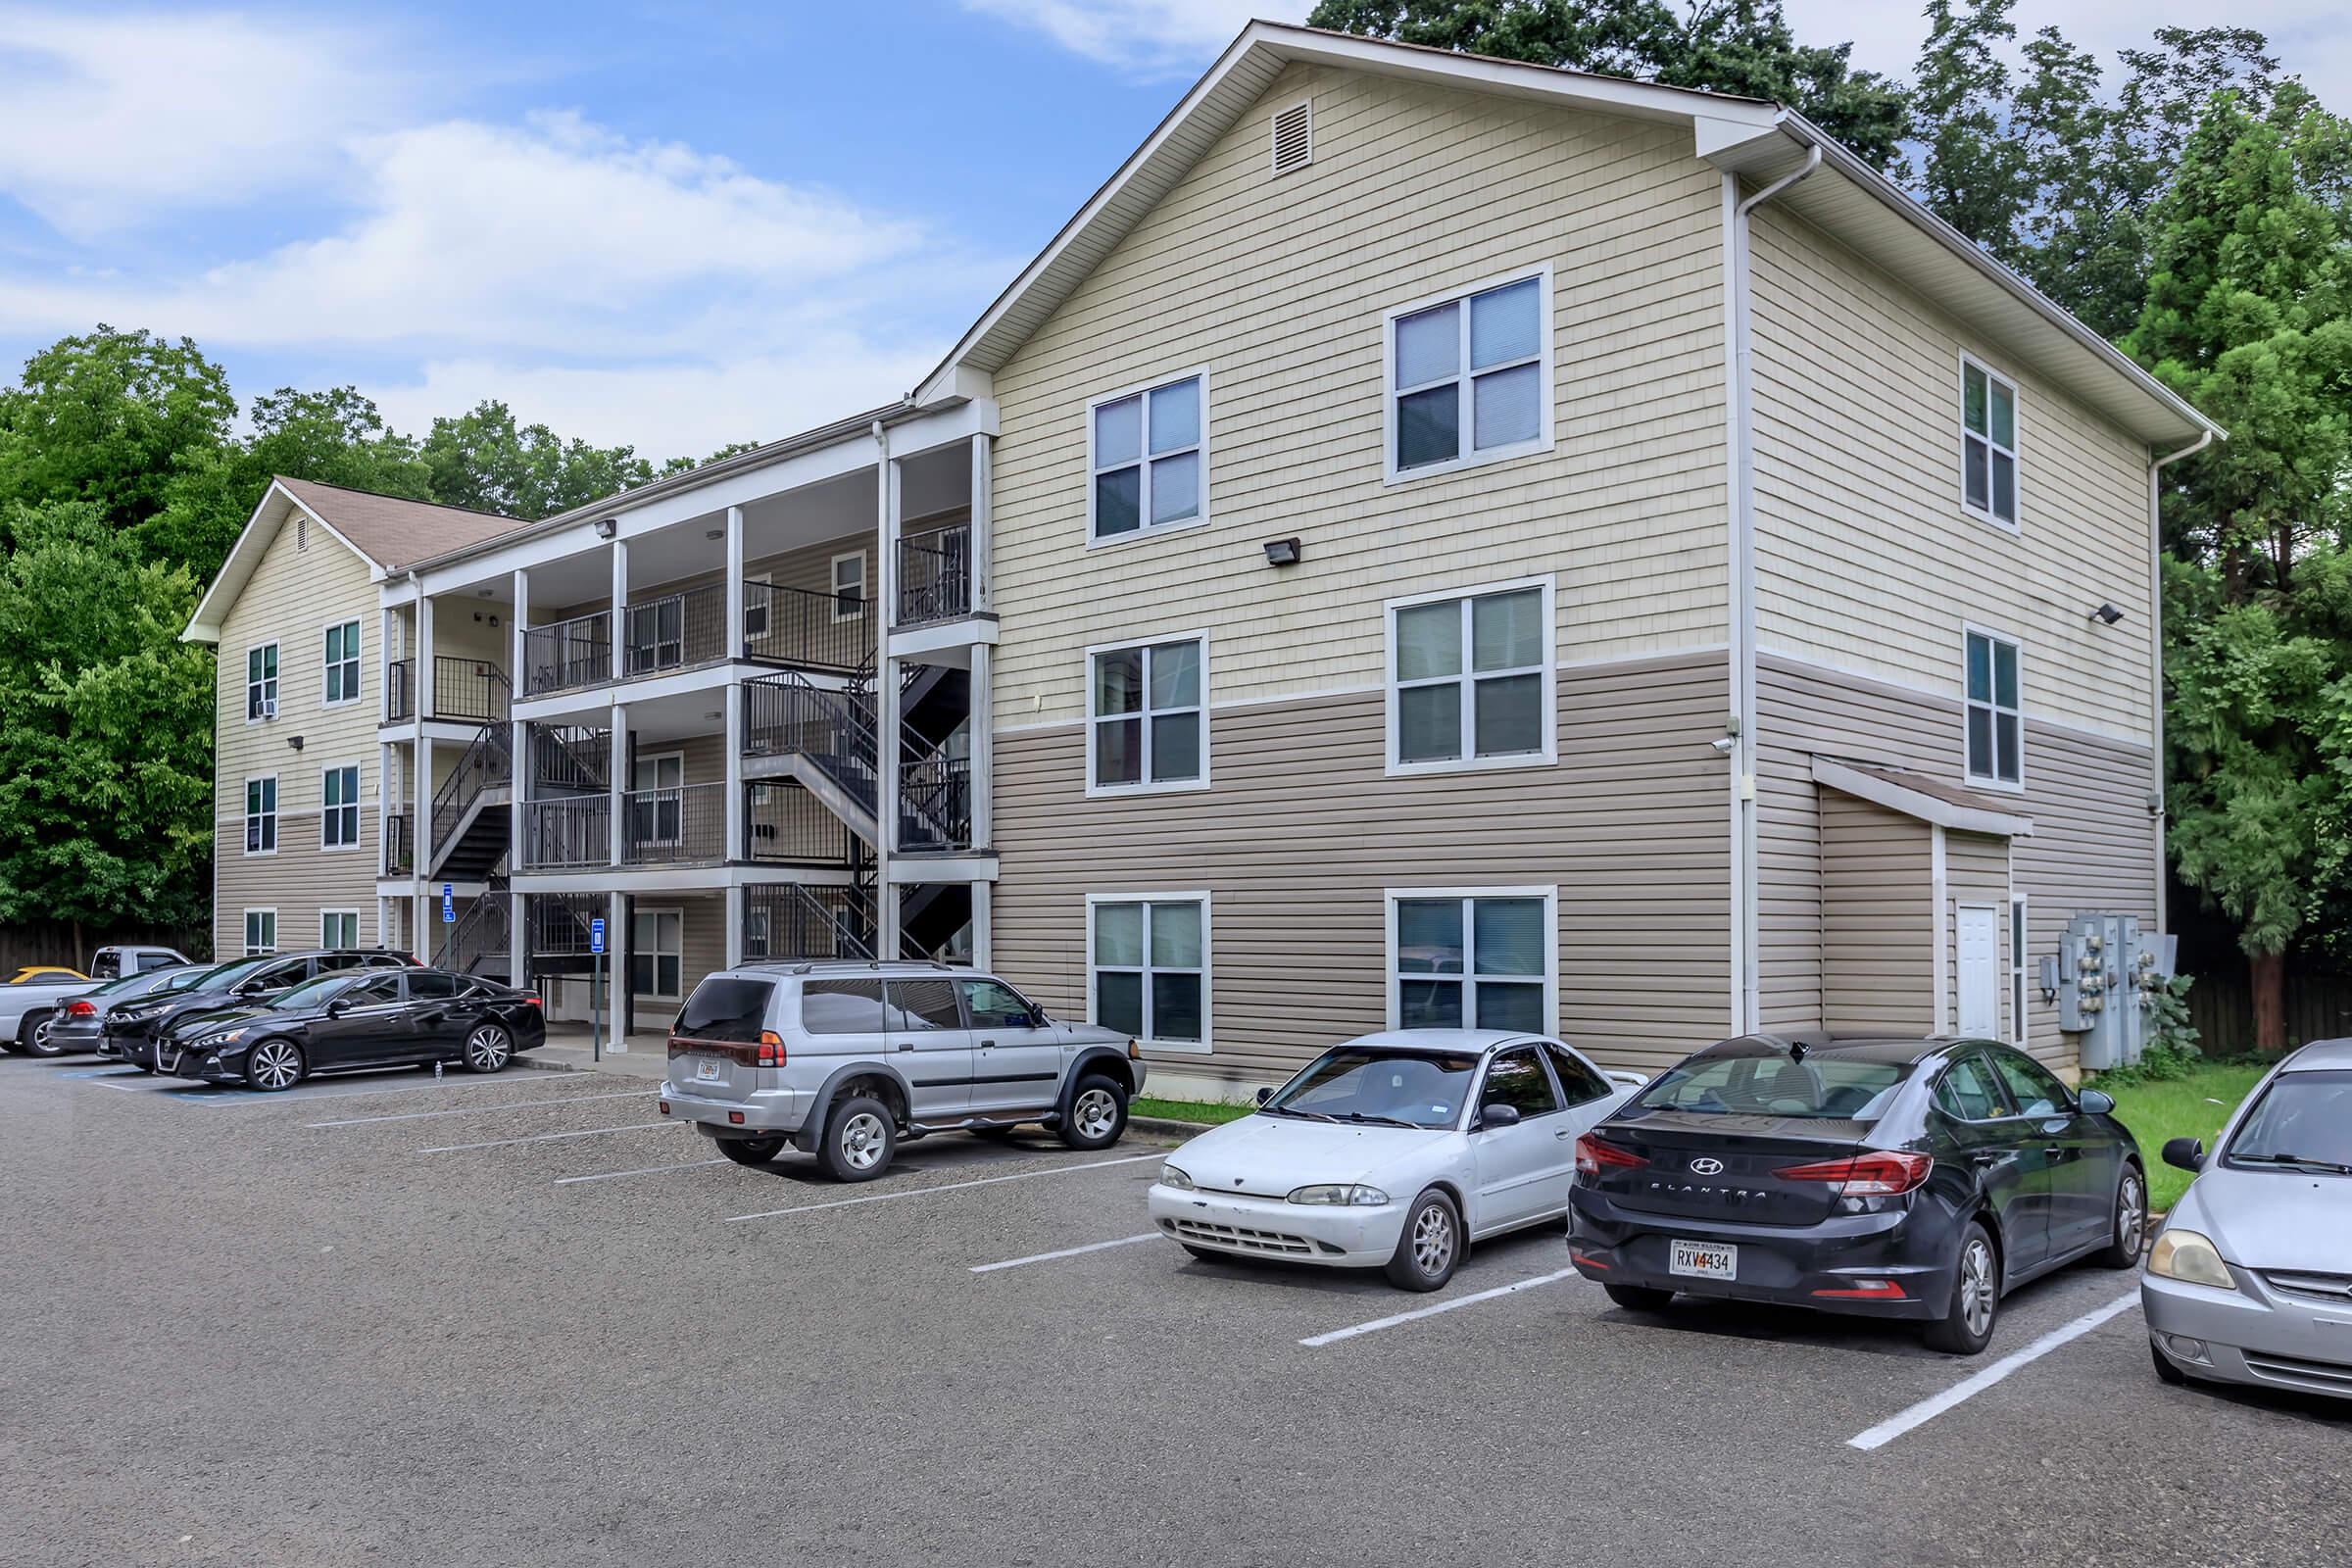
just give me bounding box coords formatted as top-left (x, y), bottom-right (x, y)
top-left (320, 910), bottom-right (359, 949)
top-left (1389, 889), bottom-right (1553, 1033)
top-left (321, 764), bottom-right (360, 849)
top-left (1964, 629), bottom-right (2022, 787)
top-left (245, 776), bottom-right (277, 854)
top-left (1089, 636), bottom-right (1205, 793)
top-left (1090, 372), bottom-right (1203, 541)
top-left (1089, 895), bottom-right (1208, 1050)
top-left (830, 553), bottom-right (865, 621)
top-left (1387, 269), bottom-right (1550, 480)
top-left (243, 909), bottom-right (276, 956)
top-left (323, 619), bottom-right (360, 705)
top-left (1388, 582), bottom-right (1551, 772)
top-left (247, 643), bottom-right (278, 721)
top-left (1961, 358), bottom-right (2019, 527)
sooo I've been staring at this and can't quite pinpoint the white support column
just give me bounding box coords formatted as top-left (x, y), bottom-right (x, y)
top-left (969, 433), bottom-right (993, 614)
top-left (725, 882), bottom-right (745, 968)
top-left (873, 425), bottom-right (901, 960)
top-left (509, 567), bottom-right (530, 987)
top-left (379, 606), bottom-right (398, 722)
top-left (1931, 825), bottom-right (1950, 1037)
top-left (608, 889), bottom-right (629, 1048)
top-left (416, 733), bottom-right (435, 902)
top-left (610, 538), bottom-right (629, 680)
top-left (725, 678), bottom-right (745, 866)
top-left (416, 594), bottom-right (437, 719)
top-left (724, 505), bottom-right (746, 656)
top-left (969, 642), bottom-right (994, 852)
top-left (377, 740), bottom-right (397, 875)
top-left (723, 504), bottom-right (747, 870)
top-left (970, 880), bottom-right (992, 972)
top-left (608, 703), bottom-right (627, 868)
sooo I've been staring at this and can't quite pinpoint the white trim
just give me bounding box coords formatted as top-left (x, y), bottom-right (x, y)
top-left (1381, 262), bottom-right (1555, 485)
top-left (1084, 629), bottom-right (1211, 798)
top-left (1809, 757), bottom-right (2033, 839)
top-left (1958, 351), bottom-right (2023, 534)
top-left (1084, 367), bottom-right (1209, 548)
top-left (827, 552), bottom-right (867, 623)
top-left (242, 773), bottom-right (279, 857)
top-left (2008, 891), bottom-right (2031, 1050)
top-left (318, 760), bottom-right (365, 852)
top-left (182, 481), bottom-right (388, 644)
top-left (629, 902), bottom-right (686, 1003)
top-left (320, 615), bottom-right (364, 708)
top-left (242, 906), bottom-right (278, 956)
top-left (1383, 575), bottom-right (1557, 777)
top-left (1383, 886), bottom-right (1559, 1037)
top-left (1960, 622), bottom-right (2027, 793)
top-left (319, 907), bottom-right (362, 949)
top-left (1083, 891), bottom-right (1211, 1054)
top-left (243, 639), bottom-right (280, 724)
top-left (1954, 899), bottom-right (2002, 1041)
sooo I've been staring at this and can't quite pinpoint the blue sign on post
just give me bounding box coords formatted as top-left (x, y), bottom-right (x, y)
top-left (441, 882), bottom-right (454, 923)
top-left (590, 917), bottom-right (606, 955)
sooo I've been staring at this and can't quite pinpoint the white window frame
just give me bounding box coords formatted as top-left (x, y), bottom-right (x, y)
top-left (1382, 263), bottom-right (1555, 485)
top-left (1959, 352), bottom-right (2022, 533)
top-left (321, 617), bottom-right (362, 707)
top-left (828, 552), bottom-right (866, 623)
top-left (319, 762), bottom-right (362, 851)
top-left (2008, 893), bottom-right (2030, 1049)
top-left (243, 907), bottom-right (277, 956)
top-left (1084, 631), bottom-right (1210, 798)
top-left (245, 641), bottom-right (279, 723)
top-left (1961, 623), bottom-right (2026, 793)
top-left (1083, 891), bottom-right (1211, 1054)
top-left (1085, 368), bottom-right (1209, 549)
top-left (320, 908), bottom-right (361, 950)
top-left (1383, 575), bottom-right (1557, 777)
top-left (630, 751), bottom-right (687, 849)
top-left (743, 570), bottom-right (771, 641)
top-left (243, 774), bottom-right (278, 857)
top-left (1383, 886), bottom-right (1559, 1036)
top-left (631, 904), bottom-right (684, 1002)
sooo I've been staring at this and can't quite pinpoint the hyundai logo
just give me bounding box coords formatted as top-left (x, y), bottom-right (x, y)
top-left (1689, 1156), bottom-right (1726, 1176)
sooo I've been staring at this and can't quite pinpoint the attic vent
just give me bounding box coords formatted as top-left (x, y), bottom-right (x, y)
top-left (296, 514), bottom-right (308, 550)
top-left (1270, 99), bottom-right (1311, 175)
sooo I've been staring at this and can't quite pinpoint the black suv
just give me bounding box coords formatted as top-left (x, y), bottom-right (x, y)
top-left (103, 949), bottom-right (416, 1071)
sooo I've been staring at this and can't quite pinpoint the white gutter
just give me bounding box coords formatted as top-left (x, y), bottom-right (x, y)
top-left (1720, 145), bottom-right (1819, 1035)
top-left (2146, 427), bottom-right (2217, 929)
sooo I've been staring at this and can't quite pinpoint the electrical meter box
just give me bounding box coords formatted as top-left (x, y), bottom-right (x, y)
top-left (2055, 912), bottom-right (2175, 1070)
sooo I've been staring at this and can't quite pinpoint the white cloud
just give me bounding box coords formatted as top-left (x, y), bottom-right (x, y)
top-left (959, 0), bottom-right (1284, 75)
top-left (0, 6), bottom-right (417, 238)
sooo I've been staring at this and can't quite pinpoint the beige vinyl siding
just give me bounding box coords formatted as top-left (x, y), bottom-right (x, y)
top-left (1747, 205), bottom-right (2154, 747)
top-left (1819, 794), bottom-right (1932, 1037)
top-left (1943, 830), bottom-right (2011, 1037)
top-left (993, 651), bottom-right (1731, 1080)
top-left (213, 512), bottom-right (386, 957)
top-left (988, 60), bottom-right (1732, 724)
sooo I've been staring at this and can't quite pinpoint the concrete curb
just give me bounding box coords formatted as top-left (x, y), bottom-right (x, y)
top-left (1131, 1114), bottom-right (1216, 1136)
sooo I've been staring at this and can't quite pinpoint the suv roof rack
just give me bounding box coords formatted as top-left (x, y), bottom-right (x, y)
top-left (737, 958), bottom-right (965, 977)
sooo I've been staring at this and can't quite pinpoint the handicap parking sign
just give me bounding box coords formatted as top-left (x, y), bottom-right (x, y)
top-left (590, 917), bottom-right (606, 955)
top-left (441, 882), bottom-right (454, 923)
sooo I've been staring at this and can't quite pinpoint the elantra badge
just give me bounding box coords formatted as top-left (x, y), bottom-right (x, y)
top-left (1689, 1156), bottom-right (1726, 1176)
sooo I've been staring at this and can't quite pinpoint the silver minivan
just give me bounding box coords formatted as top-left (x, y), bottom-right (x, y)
top-left (660, 960), bottom-right (1146, 1180)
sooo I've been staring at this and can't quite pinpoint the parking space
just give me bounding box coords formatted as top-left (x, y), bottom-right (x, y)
top-left (3, 1053), bottom-right (2342, 1568)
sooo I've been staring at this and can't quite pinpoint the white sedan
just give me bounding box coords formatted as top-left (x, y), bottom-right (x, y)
top-left (1147, 1030), bottom-right (1644, 1291)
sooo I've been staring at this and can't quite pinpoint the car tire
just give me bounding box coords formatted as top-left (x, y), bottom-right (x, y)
top-left (1056, 1076), bottom-right (1128, 1151)
top-left (460, 1023), bottom-right (514, 1075)
top-left (1384, 1188), bottom-right (1461, 1293)
top-left (1923, 1221), bottom-right (2001, 1355)
top-left (2149, 1339), bottom-right (2189, 1386)
top-left (1603, 1284), bottom-right (1676, 1313)
top-left (17, 1010), bottom-right (63, 1058)
top-left (719, 1136), bottom-right (787, 1167)
top-left (245, 1038), bottom-right (307, 1094)
top-left (2092, 1164), bottom-right (2148, 1269)
top-left (819, 1096), bottom-right (896, 1182)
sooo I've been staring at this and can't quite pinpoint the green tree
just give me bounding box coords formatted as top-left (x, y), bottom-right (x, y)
top-left (0, 326), bottom-right (235, 543)
top-left (1304, 0), bottom-right (1910, 171)
top-left (419, 400), bottom-right (659, 521)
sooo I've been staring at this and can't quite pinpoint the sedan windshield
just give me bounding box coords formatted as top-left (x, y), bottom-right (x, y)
top-left (269, 973), bottom-right (368, 1010)
top-left (1635, 1052), bottom-right (1913, 1121)
top-left (201, 956), bottom-right (275, 993)
top-left (1263, 1047), bottom-right (1482, 1129)
top-left (156, 964), bottom-right (225, 994)
top-left (2225, 1069), bottom-right (2352, 1173)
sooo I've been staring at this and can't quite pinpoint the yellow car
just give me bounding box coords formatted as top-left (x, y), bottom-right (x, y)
top-left (8, 966), bottom-right (86, 985)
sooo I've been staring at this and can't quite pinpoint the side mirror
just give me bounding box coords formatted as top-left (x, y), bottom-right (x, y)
top-left (325, 998), bottom-right (353, 1018)
top-left (2077, 1088), bottom-right (2116, 1116)
top-left (1254, 1086), bottom-right (1273, 1106)
top-left (1479, 1102), bottom-right (1523, 1129)
top-left (2162, 1136), bottom-right (2205, 1173)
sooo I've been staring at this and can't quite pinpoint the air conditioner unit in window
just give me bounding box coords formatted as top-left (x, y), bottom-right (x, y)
top-left (261, 698), bottom-right (277, 718)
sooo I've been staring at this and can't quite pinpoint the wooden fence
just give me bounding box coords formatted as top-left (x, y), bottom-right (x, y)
top-left (0, 921), bottom-right (211, 976)
top-left (2185, 970), bottom-right (2352, 1056)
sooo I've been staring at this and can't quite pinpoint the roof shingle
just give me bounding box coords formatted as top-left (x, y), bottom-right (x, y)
top-left (273, 476), bottom-right (518, 570)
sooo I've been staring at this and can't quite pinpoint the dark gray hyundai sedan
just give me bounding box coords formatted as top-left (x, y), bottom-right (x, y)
top-left (1567, 1035), bottom-right (2146, 1354)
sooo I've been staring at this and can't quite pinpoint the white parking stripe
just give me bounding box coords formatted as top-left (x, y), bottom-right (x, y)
top-left (418, 1122), bottom-right (676, 1153)
top-left (556, 1157), bottom-right (730, 1186)
top-left (1845, 1289), bottom-right (2141, 1451)
top-left (970, 1233), bottom-right (1160, 1273)
top-left (170, 1072), bottom-right (614, 1107)
top-left (308, 1090), bottom-right (646, 1127)
top-left (1299, 1267), bottom-right (1583, 1348)
top-left (723, 1152), bottom-right (1162, 1223)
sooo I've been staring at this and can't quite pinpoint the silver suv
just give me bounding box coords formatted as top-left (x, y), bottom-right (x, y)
top-left (660, 961), bottom-right (1147, 1181)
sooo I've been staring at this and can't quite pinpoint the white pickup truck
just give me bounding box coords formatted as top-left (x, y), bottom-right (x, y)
top-left (2, 946), bottom-right (191, 1056)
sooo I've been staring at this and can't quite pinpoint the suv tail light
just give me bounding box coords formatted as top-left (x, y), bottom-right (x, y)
top-left (756, 1030), bottom-right (786, 1068)
top-left (670, 1031), bottom-right (788, 1067)
top-left (1575, 1135), bottom-right (1647, 1177)
top-left (64, 1001), bottom-right (97, 1018)
top-left (1773, 1151), bottom-right (1933, 1196)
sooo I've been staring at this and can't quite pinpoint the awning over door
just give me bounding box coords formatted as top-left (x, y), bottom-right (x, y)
top-left (1810, 756), bottom-right (2033, 840)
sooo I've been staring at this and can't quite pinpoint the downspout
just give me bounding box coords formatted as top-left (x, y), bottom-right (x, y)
top-left (1721, 143), bottom-right (1819, 1036)
top-left (2146, 427), bottom-right (2215, 931)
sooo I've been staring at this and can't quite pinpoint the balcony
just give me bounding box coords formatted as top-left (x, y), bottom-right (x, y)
top-left (623, 584), bottom-right (727, 678)
top-left (746, 782), bottom-right (858, 865)
top-left (522, 795), bottom-right (610, 868)
top-left (522, 611), bottom-right (612, 697)
top-left (897, 523), bottom-right (970, 628)
top-left (387, 659), bottom-right (415, 722)
top-left (746, 580), bottom-right (871, 674)
top-left (622, 780), bottom-right (726, 865)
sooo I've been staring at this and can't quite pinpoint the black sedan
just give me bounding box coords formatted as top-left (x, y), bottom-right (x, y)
top-left (157, 968), bottom-right (546, 1091)
top-left (104, 948), bottom-right (416, 1070)
top-left (41, 961), bottom-right (219, 1054)
top-left (1567, 1035), bottom-right (2145, 1354)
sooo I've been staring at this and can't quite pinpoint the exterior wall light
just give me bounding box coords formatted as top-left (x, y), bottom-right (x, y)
top-left (1262, 538), bottom-right (1301, 566)
top-left (595, 517), bottom-right (618, 540)
top-left (2090, 604), bottom-right (2124, 625)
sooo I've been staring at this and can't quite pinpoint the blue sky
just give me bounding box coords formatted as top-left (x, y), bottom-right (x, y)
top-left (1, 1), bottom-right (2345, 461)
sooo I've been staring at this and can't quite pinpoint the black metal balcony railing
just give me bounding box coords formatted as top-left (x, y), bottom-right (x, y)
top-left (429, 657), bottom-right (511, 723)
top-left (897, 524), bottom-right (971, 628)
top-left (623, 583), bottom-right (727, 678)
top-left (745, 782), bottom-right (858, 865)
top-left (529, 724), bottom-right (608, 795)
top-left (429, 724), bottom-right (513, 852)
top-left (623, 781), bottom-right (726, 865)
top-left (743, 883), bottom-right (874, 962)
top-left (386, 658), bottom-right (415, 722)
top-left (384, 812), bottom-right (414, 875)
top-left (523, 796), bottom-right (611, 868)
top-left (899, 751), bottom-right (972, 853)
top-left (529, 892), bottom-right (605, 956)
top-left (745, 580), bottom-right (873, 674)
top-left (523, 611), bottom-right (612, 697)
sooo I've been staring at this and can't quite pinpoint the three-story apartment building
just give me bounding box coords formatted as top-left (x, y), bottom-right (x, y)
top-left (183, 23), bottom-right (2216, 1089)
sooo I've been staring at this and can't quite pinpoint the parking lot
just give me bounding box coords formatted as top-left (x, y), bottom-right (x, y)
top-left (4, 1056), bottom-right (2344, 1568)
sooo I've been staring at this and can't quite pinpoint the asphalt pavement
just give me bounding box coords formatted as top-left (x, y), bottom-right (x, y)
top-left (3, 1053), bottom-right (2345, 1567)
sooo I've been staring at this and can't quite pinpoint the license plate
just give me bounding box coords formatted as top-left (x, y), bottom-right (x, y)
top-left (1670, 1240), bottom-right (1737, 1280)
top-left (693, 1056), bottom-right (724, 1084)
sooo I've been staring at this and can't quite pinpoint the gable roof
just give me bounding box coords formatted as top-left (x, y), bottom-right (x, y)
top-left (916, 20), bottom-right (2218, 449)
top-left (1813, 756), bottom-right (2034, 839)
top-left (181, 478), bottom-right (515, 645)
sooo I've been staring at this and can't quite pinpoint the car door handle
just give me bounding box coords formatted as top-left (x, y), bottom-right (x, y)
top-left (1554, 1128), bottom-right (1575, 1139)
top-left (979, 1039), bottom-right (997, 1048)
top-left (896, 1043), bottom-right (913, 1052)
top-left (1971, 1151), bottom-right (2009, 1167)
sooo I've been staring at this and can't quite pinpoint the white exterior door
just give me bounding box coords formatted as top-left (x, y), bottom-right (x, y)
top-left (1956, 905), bottom-right (1999, 1038)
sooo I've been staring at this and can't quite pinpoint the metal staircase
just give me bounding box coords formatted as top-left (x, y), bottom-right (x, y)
top-left (426, 720), bottom-right (514, 881)
top-left (437, 874), bottom-right (513, 980)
